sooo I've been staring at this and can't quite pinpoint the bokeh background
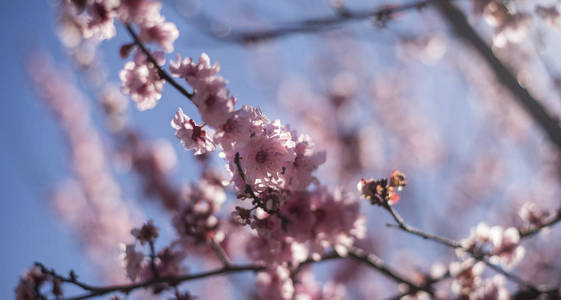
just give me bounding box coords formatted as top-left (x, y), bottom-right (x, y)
top-left (2, 0), bottom-right (561, 298)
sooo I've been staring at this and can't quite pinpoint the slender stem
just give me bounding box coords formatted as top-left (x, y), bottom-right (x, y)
top-left (148, 241), bottom-right (160, 279)
top-left (384, 202), bottom-right (460, 248)
top-left (208, 237), bottom-right (231, 267)
top-left (59, 264), bottom-right (265, 300)
top-left (210, 0), bottom-right (434, 43)
top-left (124, 24), bottom-right (194, 100)
top-left (293, 247), bottom-right (434, 296)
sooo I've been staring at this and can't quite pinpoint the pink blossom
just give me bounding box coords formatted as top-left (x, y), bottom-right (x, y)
top-left (489, 227), bottom-right (525, 269)
top-left (284, 133), bottom-right (326, 191)
top-left (309, 187), bottom-right (366, 257)
top-left (170, 108), bottom-right (216, 155)
top-left (139, 21), bottom-right (179, 52)
top-left (118, 0), bottom-right (163, 25)
top-left (172, 181), bottom-right (225, 244)
top-left (450, 259), bottom-right (485, 296)
top-left (234, 124), bottom-right (296, 184)
top-left (214, 105), bottom-right (268, 151)
top-left (191, 80), bottom-right (236, 128)
top-left (120, 243), bottom-right (145, 282)
top-left (473, 275), bottom-right (509, 300)
top-left (519, 202), bottom-right (550, 228)
top-left (131, 220), bottom-right (159, 245)
top-left (119, 50), bottom-right (165, 110)
top-left (255, 266), bottom-right (295, 300)
top-left (83, 1), bottom-right (118, 41)
top-left (169, 53), bottom-right (220, 86)
top-left (15, 266), bottom-right (47, 300)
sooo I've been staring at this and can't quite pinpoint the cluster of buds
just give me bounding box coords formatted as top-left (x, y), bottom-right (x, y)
top-left (131, 220), bottom-right (159, 245)
top-left (357, 170), bottom-right (407, 205)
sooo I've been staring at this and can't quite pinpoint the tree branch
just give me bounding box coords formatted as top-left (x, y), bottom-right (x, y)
top-left (124, 24), bottom-right (194, 100)
top-left (435, 0), bottom-right (561, 153)
top-left (198, 0), bottom-right (434, 43)
top-left (382, 203), bottom-right (544, 294)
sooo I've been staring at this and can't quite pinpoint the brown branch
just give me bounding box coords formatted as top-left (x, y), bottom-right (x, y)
top-left (124, 24), bottom-right (194, 100)
top-left (41, 263), bottom-right (265, 300)
top-left (435, 0), bottom-right (561, 153)
top-left (202, 0), bottom-right (434, 43)
top-left (293, 247), bottom-right (434, 296)
top-left (38, 244), bottom-right (437, 299)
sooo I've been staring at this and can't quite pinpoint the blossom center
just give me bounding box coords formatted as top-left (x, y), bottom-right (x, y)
top-left (255, 149), bottom-right (268, 164)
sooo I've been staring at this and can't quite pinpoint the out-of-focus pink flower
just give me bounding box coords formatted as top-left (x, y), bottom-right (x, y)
top-left (255, 266), bottom-right (295, 300)
top-left (15, 266), bottom-right (47, 300)
top-left (139, 21), bottom-right (179, 52)
top-left (450, 259), bottom-right (485, 296)
top-left (120, 243), bottom-right (145, 282)
top-left (489, 227), bottom-right (525, 269)
top-left (131, 220), bottom-right (159, 245)
top-left (309, 187), bottom-right (366, 257)
top-left (120, 50), bottom-right (165, 110)
top-left (519, 202), bottom-right (550, 228)
top-left (536, 5), bottom-right (560, 27)
top-left (171, 108), bottom-right (216, 155)
top-left (83, 1), bottom-right (118, 41)
top-left (473, 275), bottom-right (509, 300)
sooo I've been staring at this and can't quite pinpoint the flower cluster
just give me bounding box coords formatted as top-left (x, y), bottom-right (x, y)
top-left (16, 266), bottom-right (62, 300)
top-left (119, 50), bottom-right (166, 110)
top-left (172, 179), bottom-right (226, 245)
top-left (457, 222), bottom-right (525, 269)
top-left (518, 202), bottom-right (550, 229)
top-left (449, 222), bottom-right (526, 298)
top-left (58, 1), bottom-right (179, 110)
top-left (121, 222), bottom-right (187, 282)
top-left (63, 0), bottom-right (178, 48)
top-left (357, 170), bottom-right (406, 205)
top-left (166, 52), bottom-right (364, 297)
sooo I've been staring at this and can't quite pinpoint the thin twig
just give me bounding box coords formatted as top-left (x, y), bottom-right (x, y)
top-left (54, 264), bottom-right (265, 300)
top-left (435, 0), bottom-right (561, 153)
top-left (124, 24), bottom-right (194, 100)
top-left (208, 237), bottom-right (231, 267)
top-left (519, 206), bottom-right (561, 239)
top-left (197, 0), bottom-right (434, 44)
top-left (382, 203), bottom-right (543, 294)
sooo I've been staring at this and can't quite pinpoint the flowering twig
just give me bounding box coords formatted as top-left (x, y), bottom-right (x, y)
top-left (382, 202), bottom-right (545, 294)
top-left (124, 24), bottom-right (194, 100)
top-left (232, 152), bottom-right (290, 227)
top-left (208, 237), bottom-right (231, 267)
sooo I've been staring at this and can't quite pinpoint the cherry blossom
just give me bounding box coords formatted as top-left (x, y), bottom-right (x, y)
top-left (171, 108), bottom-right (216, 155)
top-left (120, 50), bottom-right (166, 110)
